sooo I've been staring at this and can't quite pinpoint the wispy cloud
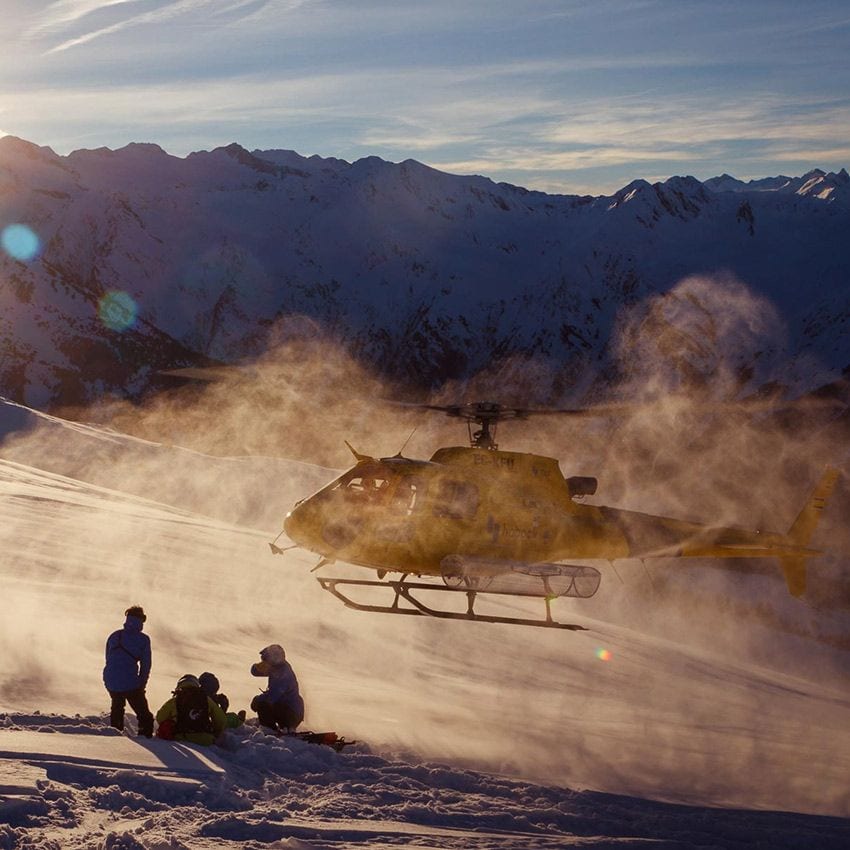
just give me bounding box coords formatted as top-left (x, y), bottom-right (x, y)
top-left (35, 0), bottom-right (293, 54)
top-left (434, 147), bottom-right (697, 176)
top-left (30, 0), bottom-right (141, 34)
top-left (538, 95), bottom-right (850, 149)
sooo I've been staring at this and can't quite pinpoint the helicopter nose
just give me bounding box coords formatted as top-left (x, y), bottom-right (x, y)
top-left (284, 498), bottom-right (361, 553)
top-left (284, 501), bottom-right (328, 552)
top-left (283, 507), bottom-right (303, 544)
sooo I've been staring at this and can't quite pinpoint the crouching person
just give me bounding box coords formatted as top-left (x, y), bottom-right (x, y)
top-left (156, 674), bottom-right (226, 745)
top-left (250, 644), bottom-right (304, 733)
top-left (199, 670), bottom-right (246, 728)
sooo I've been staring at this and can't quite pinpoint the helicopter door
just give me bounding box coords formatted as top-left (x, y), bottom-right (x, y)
top-left (433, 479), bottom-right (479, 520)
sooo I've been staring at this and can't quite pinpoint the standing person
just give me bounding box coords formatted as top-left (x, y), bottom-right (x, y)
top-left (250, 644), bottom-right (305, 733)
top-left (103, 605), bottom-right (154, 737)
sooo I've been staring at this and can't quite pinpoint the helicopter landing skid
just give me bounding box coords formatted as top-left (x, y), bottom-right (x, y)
top-left (316, 577), bottom-right (588, 630)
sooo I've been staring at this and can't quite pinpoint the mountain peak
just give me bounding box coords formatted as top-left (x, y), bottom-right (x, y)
top-left (0, 135), bottom-right (60, 162)
top-left (115, 142), bottom-right (169, 157)
top-left (213, 143), bottom-right (279, 175)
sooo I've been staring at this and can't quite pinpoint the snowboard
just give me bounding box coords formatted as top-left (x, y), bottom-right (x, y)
top-left (283, 730), bottom-right (355, 751)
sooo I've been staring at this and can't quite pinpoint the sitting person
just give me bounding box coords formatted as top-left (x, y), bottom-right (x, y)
top-left (250, 644), bottom-right (305, 733)
top-left (198, 670), bottom-right (246, 728)
top-left (155, 674), bottom-right (227, 745)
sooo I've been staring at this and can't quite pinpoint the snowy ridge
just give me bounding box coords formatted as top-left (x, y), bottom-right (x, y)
top-left (1, 135), bottom-right (848, 407)
top-left (703, 167), bottom-right (850, 200)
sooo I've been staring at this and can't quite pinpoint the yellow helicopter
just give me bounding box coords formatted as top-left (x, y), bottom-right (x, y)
top-left (273, 401), bottom-right (839, 630)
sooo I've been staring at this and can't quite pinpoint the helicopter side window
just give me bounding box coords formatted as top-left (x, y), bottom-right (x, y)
top-left (390, 478), bottom-right (425, 516)
top-left (433, 479), bottom-right (479, 520)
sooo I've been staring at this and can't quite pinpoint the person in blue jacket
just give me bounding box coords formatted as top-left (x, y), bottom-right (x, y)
top-left (103, 605), bottom-right (154, 737)
top-left (250, 644), bottom-right (305, 733)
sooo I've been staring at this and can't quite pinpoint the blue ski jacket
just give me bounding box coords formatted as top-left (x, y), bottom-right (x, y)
top-left (251, 659), bottom-right (304, 715)
top-left (103, 615), bottom-right (152, 693)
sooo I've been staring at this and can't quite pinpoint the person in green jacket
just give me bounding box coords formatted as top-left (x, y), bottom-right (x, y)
top-left (155, 674), bottom-right (227, 746)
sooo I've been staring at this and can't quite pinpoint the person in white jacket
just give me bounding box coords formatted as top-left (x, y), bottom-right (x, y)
top-left (250, 644), bottom-right (305, 733)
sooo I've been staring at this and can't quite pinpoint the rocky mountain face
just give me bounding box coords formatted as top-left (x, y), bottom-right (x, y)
top-left (0, 135), bottom-right (848, 409)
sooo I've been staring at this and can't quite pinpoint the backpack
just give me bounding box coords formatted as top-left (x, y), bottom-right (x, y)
top-left (174, 687), bottom-right (213, 735)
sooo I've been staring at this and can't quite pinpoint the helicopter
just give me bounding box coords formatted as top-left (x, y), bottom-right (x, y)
top-left (273, 401), bottom-right (840, 630)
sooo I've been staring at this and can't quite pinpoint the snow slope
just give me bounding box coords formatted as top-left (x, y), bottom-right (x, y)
top-left (1, 398), bottom-right (849, 847)
top-left (3, 715), bottom-right (850, 850)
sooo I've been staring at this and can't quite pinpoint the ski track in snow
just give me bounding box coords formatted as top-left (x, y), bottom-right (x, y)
top-left (0, 399), bottom-right (849, 848)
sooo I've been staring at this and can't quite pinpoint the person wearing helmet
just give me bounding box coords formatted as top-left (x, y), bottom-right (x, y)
top-left (198, 671), bottom-right (246, 728)
top-left (155, 674), bottom-right (227, 745)
top-left (250, 644), bottom-right (305, 733)
top-left (103, 605), bottom-right (154, 737)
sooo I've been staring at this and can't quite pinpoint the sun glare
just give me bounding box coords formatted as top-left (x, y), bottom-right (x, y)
top-left (1, 223), bottom-right (41, 262)
top-left (98, 290), bottom-right (138, 331)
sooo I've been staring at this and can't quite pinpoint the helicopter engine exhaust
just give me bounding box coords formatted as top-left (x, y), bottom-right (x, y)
top-left (566, 476), bottom-right (597, 498)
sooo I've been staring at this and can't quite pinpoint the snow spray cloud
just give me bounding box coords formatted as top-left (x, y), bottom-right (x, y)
top-left (509, 273), bottom-right (850, 811)
top-left (1, 284), bottom-right (848, 817)
top-left (0, 325), bottom-right (431, 726)
top-left (343, 272), bottom-right (850, 811)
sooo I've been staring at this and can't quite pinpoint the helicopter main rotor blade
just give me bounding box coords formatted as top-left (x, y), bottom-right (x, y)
top-left (384, 394), bottom-right (845, 422)
top-left (159, 365), bottom-right (260, 382)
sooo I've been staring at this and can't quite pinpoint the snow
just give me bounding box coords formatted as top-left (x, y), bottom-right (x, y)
top-left (3, 717), bottom-right (849, 849)
top-left (0, 397), bottom-right (849, 848)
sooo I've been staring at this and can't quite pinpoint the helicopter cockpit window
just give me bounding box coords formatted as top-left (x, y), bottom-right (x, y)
top-left (433, 479), bottom-right (479, 520)
top-left (344, 475), bottom-right (391, 500)
top-left (333, 467), bottom-right (390, 502)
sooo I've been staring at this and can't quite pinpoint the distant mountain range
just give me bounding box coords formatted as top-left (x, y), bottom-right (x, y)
top-left (0, 134), bottom-right (848, 409)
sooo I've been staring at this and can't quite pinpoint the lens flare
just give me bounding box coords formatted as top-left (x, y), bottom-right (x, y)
top-left (1, 223), bottom-right (41, 261)
top-left (595, 647), bottom-right (612, 662)
top-left (98, 290), bottom-right (138, 332)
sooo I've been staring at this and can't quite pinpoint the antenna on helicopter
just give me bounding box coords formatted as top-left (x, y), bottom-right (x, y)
top-left (395, 427), bottom-right (418, 457)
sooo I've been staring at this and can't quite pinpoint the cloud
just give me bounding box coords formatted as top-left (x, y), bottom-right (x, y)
top-left (33, 0), bottom-right (293, 54)
top-left (29, 0), bottom-right (140, 32)
top-left (771, 145), bottom-right (850, 162)
top-left (432, 147), bottom-right (695, 176)
top-left (537, 93), bottom-right (850, 149)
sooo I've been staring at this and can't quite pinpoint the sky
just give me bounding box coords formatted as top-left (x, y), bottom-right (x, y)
top-left (1, 1), bottom-right (850, 204)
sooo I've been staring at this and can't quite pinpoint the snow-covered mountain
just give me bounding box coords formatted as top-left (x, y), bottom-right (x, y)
top-left (1, 135), bottom-right (848, 410)
top-left (703, 168), bottom-right (850, 199)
